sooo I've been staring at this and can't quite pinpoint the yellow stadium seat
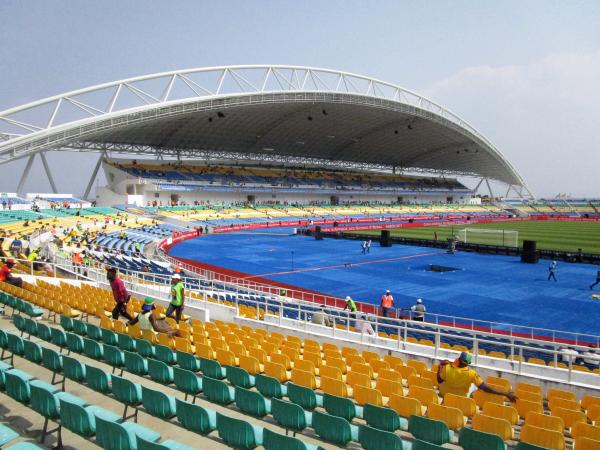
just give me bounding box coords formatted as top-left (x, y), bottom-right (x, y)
top-left (353, 385), bottom-right (384, 406)
top-left (389, 393), bottom-right (422, 417)
top-left (341, 346), bottom-right (359, 359)
top-left (408, 385), bottom-right (439, 407)
top-left (517, 390), bottom-right (544, 403)
top-left (302, 351), bottom-right (322, 369)
top-left (303, 339), bottom-right (321, 352)
top-left (575, 437), bottom-right (600, 450)
top-left (525, 411), bottom-right (564, 432)
top-left (473, 389), bottom-right (505, 409)
top-left (553, 406), bottom-right (586, 429)
top-left (291, 368), bottom-right (317, 390)
top-left (488, 351), bottom-right (507, 359)
top-left (572, 421), bottom-right (600, 442)
top-left (228, 342), bottom-right (247, 358)
top-left (281, 346), bottom-right (300, 362)
top-left (294, 359), bottom-right (316, 375)
top-left (396, 365), bottom-right (417, 382)
top-left (319, 365), bottom-right (342, 381)
top-left (248, 347), bottom-right (267, 364)
top-left (369, 359), bottom-right (390, 375)
top-left (375, 378), bottom-right (404, 398)
top-left (322, 342), bottom-right (339, 353)
top-left (158, 333), bottom-right (174, 349)
top-left (174, 337), bottom-right (193, 353)
top-left (421, 370), bottom-right (439, 387)
top-left (261, 341), bottom-right (277, 355)
top-left (408, 374), bottom-right (435, 390)
top-left (472, 413), bottom-right (513, 441)
top-left (582, 395), bottom-right (600, 411)
top-left (384, 355), bottom-right (404, 367)
top-left (407, 359), bottom-right (428, 375)
top-left (216, 348), bottom-right (237, 367)
top-left (320, 376), bottom-right (348, 397)
top-left (325, 357), bottom-right (347, 375)
top-left (346, 354), bottom-right (366, 366)
top-left (270, 353), bottom-right (292, 370)
top-left (427, 403), bottom-right (465, 430)
top-left (239, 355), bottom-right (262, 375)
top-left (528, 357), bottom-right (547, 365)
top-left (482, 402), bottom-right (519, 426)
top-left (515, 382), bottom-right (542, 395)
top-left (587, 404), bottom-right (600, 421)
top-left (486, 376), bottom-right (512, 392)
top-left (549, 397), bottom-right (581, 412)
top-left (286, 336), bottom-right (302, 348)
top-left (444, 393), bottom-right (477, 418)
top-left (547, 388), bottom-right (577, 402)
top-left (516, 398), bottom-right (544, 419)
top-left (141, 329), bottom-right (158, 344)
top-left (210, 339), bottom-right (227, 351)
top-left (264, 361), bottom-right (289, 383)
top-left (351, 362), bottom-right (374, 379)
top-left (347, 371), bottom-right (372, 389)
top-left (520, 424), bottom-right (565, 450)
top-left (378, 369), bottom-right (402, 384)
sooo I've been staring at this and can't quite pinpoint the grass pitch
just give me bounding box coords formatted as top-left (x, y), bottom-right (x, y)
top-left (354, 220), bottom-right (600, 254)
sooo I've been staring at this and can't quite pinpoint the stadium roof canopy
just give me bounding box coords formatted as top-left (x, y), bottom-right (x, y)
top-left (0, 65), bottom-right (529, 193)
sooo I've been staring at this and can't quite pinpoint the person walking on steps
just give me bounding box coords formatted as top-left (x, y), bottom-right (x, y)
top-left (344, 295), bottom-right (358, 327)
top-left (380, 289), bottom-right (394, 317)
top-left (167, 273), bottom-right (185, 322)
top-left (107, 267), bottom-right (133, 321)
top-left (591, 270), bottom-right (600, 290)
top-left (548, 260), bottom-right (557, 282)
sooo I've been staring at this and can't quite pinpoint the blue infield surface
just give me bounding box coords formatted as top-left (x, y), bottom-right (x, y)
top-left (169, 229), bottom-right (600, 336)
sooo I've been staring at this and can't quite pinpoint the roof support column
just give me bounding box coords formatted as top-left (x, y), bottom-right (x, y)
top-left (472, 177), bottom-right (485, 193)
top-left (16, 154), bottom-right (36, 196)
top-left (484, 178), bottom-right (495, 198)
top-left (40, 152), bottom-right (58, 193)
top-left (83, 151), bottom-right (105, 200)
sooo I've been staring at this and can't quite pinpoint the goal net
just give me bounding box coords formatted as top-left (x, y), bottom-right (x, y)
top-left (456, 228), bottom-right (519, 247)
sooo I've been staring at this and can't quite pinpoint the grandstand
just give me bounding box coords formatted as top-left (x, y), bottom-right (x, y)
top-left (1, 65), bottom-right (600, 450)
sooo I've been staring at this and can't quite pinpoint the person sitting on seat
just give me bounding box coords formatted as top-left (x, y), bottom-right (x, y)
top-left (128, 297), bottom-right (179, 336)
top-left (437, 352), bottom-right (517, 401)
top-left (0, 258), bottom-right (23, 287)
top-left (311, 304), bottom-right (332, 327)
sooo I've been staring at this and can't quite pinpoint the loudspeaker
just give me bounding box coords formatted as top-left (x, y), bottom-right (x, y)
top-left (521, 240), bottom-right (538, 263)
top-left (315, 225), bottom-right (323, 240)
top-left (380, 229), bottom-right (392, 247)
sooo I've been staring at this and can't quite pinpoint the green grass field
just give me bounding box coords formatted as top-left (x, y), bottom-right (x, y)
top-left (354, 220), bottom-right (600, 254)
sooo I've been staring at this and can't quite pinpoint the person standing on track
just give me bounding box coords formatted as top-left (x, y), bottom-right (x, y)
top-left (548, 260), bottom-right (557, 282)
top-left (366, 240), bottom-right (372, 253)
top-left (380, 289), bottom-right (394, 317)
top-left (590, 270), bottom-right (600, 290)
top-left (361, 240), bottom-right (367, 254)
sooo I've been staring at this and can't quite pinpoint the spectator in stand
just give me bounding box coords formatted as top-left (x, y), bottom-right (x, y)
top-left (380, 289), bottom-right (394, 317)
top-left (9, 237), bottom-right (23, 256)
top-left (0, 258), bottom-right (23, 287)
top-left (167, 273), bottom-right (185, 322)
top-left (410, 298), bottom-right (426, 321)
top-left (311, 304), bottom-right (332, 327)
top-left (128, 297), bottom-right (179, 336)
top-left (107, 267), bottom-right (133, 321)
top-left (437, 352), bottom-right (517, 401)
top-left (356, 314), bottom-right (375, 335)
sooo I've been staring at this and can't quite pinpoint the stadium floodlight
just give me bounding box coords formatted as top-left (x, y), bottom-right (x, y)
top-left (457, 228), bottom-right (519, 248)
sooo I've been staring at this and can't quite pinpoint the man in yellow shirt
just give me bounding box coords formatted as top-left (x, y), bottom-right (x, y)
top-left (437, 352), bottom-right (517, 402)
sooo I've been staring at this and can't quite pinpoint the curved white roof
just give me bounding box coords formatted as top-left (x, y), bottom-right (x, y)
top-left (0, 65), bottom-right (527, 186)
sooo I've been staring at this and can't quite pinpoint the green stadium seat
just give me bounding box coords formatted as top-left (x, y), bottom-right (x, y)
top-left (95, 416), bottom-right (161, 450)
top-left (199, 357), bottom-right (226, 379)
top-left (135, 339), bottom-right (156, 358)
top-left (227, 365), bottom-right (255, 388)
top-left (287, 382), bottom-right (323, 410)
top-left (23, 302), bottom-right (43, 318)
top-left (216, 412), bottom-right (263, 449)
top-left (111, 374), bottom-right (143, 421)
top-left (86, 323), bottom-right (102, 341)
top-left (256, 373), bottom-right (287, 398)
top-left (23, 340), bottom-right (42, 364)
top-left (41, 347), bottom-right (63, 384)
top-left (0, 423), bottom-right (19, 447)
top-left (118, 333), bottom-right (137, 352)
top-left (262, 428), bottom-right (323, 450)
top-left (73, 318), bottom-right (87, 336)
top-left (5, 369), bottom-right (34, 403)
top-left (0, 329), bottom-right (8, 354)
top-left (175, 398), bottom-right (216, 435)
top-left (271, 398), bottom-right (311, 436)
top-left (148, 358), bottom-right (174, 385)
top-left (83, 337), bottom-right (104, 360)
top-left (104, 344), bottom-right (125, 374)
top-left (411, 440), bottom-right (447, 450)
top-left (459, 426), bottom-right (506, 450)
top-left (101, 328), bottom-right (119, 346)
top-left (202, 375), bottom-right (235, 405)
top-left (323, 393), bottom-right (362, 422)
top-left (141, 385), bottom-right (177, 420)
top-left (312, 410), bottom-right (358, 446)
top-left (65, 332), bottom-right (84, 354)
top-left (59, 398), bottom-right (121, 438)
top-left (363, 403), bottom-right (405, 432)
top-left (136, 435), bottom-right (195, 450)
top-left (172, 367), bottom-right (202, 403)
top-left (37, 323), bottom-right (52, 342)
top-left (7, 333), bottom-right (24, 364)
top-left (23, 318), bottom-right (38, 338)
top-left (154, 344), bottom-right (176, 365)
top-left (50, 327), bottom-right (67, 350)
top-left (85, 364), bottom-right (112, 394)
top-left (358, 424), bottom-right (404, 450)
top-left (124, 351), bottom-right (148, 376)
top-left (60, 315), bottom-right (74, 332)
top-left (235, 386), bottom-right (271, 418)
top-left (13, 315), bottom-right (26, 335)
top-left (62, 355), bottom-right (87, 384)
top-left (176, 351), bottom-right (200, 372)
top-left (408, 415), bottom-right (453, 446)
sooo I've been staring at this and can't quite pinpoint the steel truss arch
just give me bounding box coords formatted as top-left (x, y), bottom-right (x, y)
top-left (0, 64), bottom-right (529, 191)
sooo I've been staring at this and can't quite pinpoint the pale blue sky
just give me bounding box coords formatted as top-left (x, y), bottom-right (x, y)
top-left (1, 0), bottom-right (599, 197)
